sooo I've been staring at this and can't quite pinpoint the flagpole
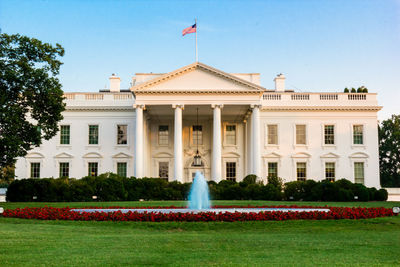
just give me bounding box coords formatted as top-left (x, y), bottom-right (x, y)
top-left (195, 18), bottom-right (198, 62)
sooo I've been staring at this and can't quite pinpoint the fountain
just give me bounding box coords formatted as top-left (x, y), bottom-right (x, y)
top-left (188, 171), bottom-right (210, 210)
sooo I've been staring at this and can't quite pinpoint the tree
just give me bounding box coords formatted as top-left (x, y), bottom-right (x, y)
top-left (379, 115), bottom-right (400, 187)
top-left (0, 34), bottom-right (65, 169)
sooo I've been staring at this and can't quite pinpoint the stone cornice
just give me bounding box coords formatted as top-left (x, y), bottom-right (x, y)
top-left (65, 106), bottom-right (134, 111)
top-left (260, 106), bottom-right (382, 111)
top-left (135, 90), bottom-right (263, 95)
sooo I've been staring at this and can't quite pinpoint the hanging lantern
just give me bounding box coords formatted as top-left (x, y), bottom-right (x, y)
top-left (192, 108), bottom-right (203, 167)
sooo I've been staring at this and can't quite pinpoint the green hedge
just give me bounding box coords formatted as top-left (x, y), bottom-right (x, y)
top-left (5, 173), bottom-right (388, 202)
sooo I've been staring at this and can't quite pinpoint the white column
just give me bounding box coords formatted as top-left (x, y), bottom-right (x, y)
top-left (251, 105), bottom-right (261, 177)
top-left (212, 104), bottom-right (223, 183)
top-left (134, 104), bottom-right (144, 178)
top-left (173, 104), bottom-right (184, 182)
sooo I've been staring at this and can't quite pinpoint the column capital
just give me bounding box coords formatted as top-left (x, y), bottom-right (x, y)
top-left (172, 104), bottom-right (184, 110)
top-left (133, 104), bottom-right (145, 109)
top-left (250, 104), bottom-right (262, 109)
top-left (211, 104), bottom-right (224, 109)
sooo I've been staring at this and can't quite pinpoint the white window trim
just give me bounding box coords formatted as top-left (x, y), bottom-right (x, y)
top-left (157, 124), bottom-right (171, 147)
top-left (115, 161), bottom-right (129, 177)
top-left (321, 123), bottom-right (337, 148)
top-left (349, 153), bottom-right (369, 184)
top-left (291, 153), bottom-right (311, 181)
top-left (190, 123), bottom-right (205, 148)
top-left (27, 160), bottom-right (43, 178)
top-left (350, 123), bottom-right (366, 149)
top-left (115, 123), bottom-right (130, 147)
top-left (55, 160), bottom-right (73, 178)
top-left (293, 123), bottom-right (308, 148)
top-left (323, 161), bottom-right (336, 181)
top-left (262, 153), bottom-right (282, 180)
top-left (223, 122), bottom-right (238, 148)
top-left (352, 161), bottom-right (366, 185)
top-left (57, 124), bottom-right (72, 148)
top-left (84, 160), bottom-right (101, 177)
top-left (222, 156), bottom-right (239, 181)
top-left (267, 161), bottom-right (279, 178)
top-left (320, 153), bottom-right (339, 182)
top-left (265, 123), bottom-right (279, 148)
top-left (87, 123), bottom-right (101, 148)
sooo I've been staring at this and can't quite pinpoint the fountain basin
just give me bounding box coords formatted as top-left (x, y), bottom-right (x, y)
top-left (71, 208), bottom-right (331, 214)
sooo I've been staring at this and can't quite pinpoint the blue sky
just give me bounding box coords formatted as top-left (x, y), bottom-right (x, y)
top-left (1, 0), bottom-right (399, 119)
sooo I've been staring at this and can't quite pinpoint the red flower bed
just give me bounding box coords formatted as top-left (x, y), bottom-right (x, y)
top-left (2, 205), bottom-right (396, 222)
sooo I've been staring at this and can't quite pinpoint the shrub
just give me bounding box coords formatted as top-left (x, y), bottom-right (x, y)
top-left (284, 181), bottom-right (306, 201)
top-left (267, 176), bottom-right (284, 190)
top-left (344, 87), bottom-right (349, 93)
top-left (375, 189), bottom-right (388, 201)
top-left (241, 174), bottom-right (257, 185)
top-left (351, 87), bottom-right (356, 93)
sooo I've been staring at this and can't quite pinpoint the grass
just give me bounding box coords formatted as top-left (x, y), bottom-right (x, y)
top-left (1, 200), bottom-right (400, 266)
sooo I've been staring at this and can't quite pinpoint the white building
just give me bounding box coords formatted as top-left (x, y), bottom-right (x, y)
top-left (15, 62), bottom-right (382, 188)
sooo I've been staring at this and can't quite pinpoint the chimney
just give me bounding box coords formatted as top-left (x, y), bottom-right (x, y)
top-left (109, 73), bottom-right (120, 92)
top-left (274, 73), bottom-right (285, 91)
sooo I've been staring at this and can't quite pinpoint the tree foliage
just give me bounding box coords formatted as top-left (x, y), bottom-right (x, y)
top-left (379, 115), bottom-right (400, 187)
top-left (0, 34), bottom-right (65, 169)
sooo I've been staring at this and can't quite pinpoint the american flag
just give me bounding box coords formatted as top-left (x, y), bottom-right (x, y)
top-left (182, 23), bottom-right (196, 36)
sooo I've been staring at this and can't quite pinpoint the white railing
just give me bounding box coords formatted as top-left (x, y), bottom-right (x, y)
top-left (348, 94), bottom-right (366, 100)
top-left (291, 94), bottom-right (310, 100)
top-left (114, 94), bottom-right (133, 100)
top-left (85, 94), bottom-right (104, 100)
top-left (263, 94), bottom-right (281, 100)
top-left (64, 93), bottom-right (75, 100)
top-left (320, 94), bottom-right (338, 100)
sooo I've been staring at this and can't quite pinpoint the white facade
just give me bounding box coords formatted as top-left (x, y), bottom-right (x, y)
top-left (15, 62), bottom-right (382, 188)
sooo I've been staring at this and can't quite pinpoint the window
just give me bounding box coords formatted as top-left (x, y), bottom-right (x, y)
top-left (60, 125), bottom-right (70, 145)
top-left (89, 125), bottom-right (99, 145)
top-left (117, 162), bottom-right (127, 177)
top-left (159, 162), bottom-right (169, 180)
top-left (267, 125), bottom-right (278, 145)
top-left (324, 125), bottom-right (335, 145)
top-left (88, 162), bottom-right (98, 177)
top-left (226, 162), bottom-right (236, 182)
top-left (30, 162), bottom-right (40, 178)
top-left (296, 125), bottom-right (306, 145)
top-left (296, 162), bottom-right (306, 181)
top-left (353, 125), bottom-right (364, 145)
top-left (268, 162), bottom-right (278, 177)
top-left (354, 162), bottom-right (364, 184)
top-left (117, 125), bottom-right (127, 145)
top-left (158, 125), bottom-right (169, 145)
top-left (59, 162), bottom-right (69, 178)
top-left (225, 125), bottom-right (236, 145)
top-left (192, 125), bottom-right (203, 145)
top-left (325, 162), bottom-right (335, 182)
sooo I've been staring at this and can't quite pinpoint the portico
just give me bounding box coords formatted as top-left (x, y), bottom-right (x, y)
top-left (132, 62), bottom-right (264, 182)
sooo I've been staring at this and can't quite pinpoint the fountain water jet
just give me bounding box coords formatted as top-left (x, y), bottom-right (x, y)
top-left (188, 171), bottom-right (210, 210)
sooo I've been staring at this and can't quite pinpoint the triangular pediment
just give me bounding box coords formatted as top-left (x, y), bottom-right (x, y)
top-left (83, 152), bottom-right (103, 159)
top-left (349, 152), bottom-right (369, 159)
top-left (320, 152), bottom-right (340, 159)
top-left (263, 152), bottom-right (282, 158)
top-left (132, 62), bottom-right (266, 93)
top-left (54, 152), bottom-right (74, 159)
top-left (112, 152), bottom-right (132, 159)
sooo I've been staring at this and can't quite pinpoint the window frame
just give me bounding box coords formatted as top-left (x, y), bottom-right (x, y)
top-left (158, 125), bottom-right (169, 146)
top-left (190, 124), bottom-right (204, 147)
top-left (323, 124), bottom-right (336, 146)
top-left (267, 162), bottom-right (278, 178)
top-left (354, 162), bottom-right (365, 184)
top-left (223, 122), bottom-right (238, 147)
top-left (116, 162), bottom-right (127, 178)
top-left (324, 162), bottom-right (335, 182)
top-left (225, 162), bottom-right (237, 182)
top-left (88, 124), bottom-right (99, 145)
top-left (295, 124), bottom-right (307, 146)
top-left (116, 124), bottom-right (128, 145)
top-left (59, 125), bottom-right (71, 145)
top-left (352, 124), bottom-right (365, 146)
top-left (88, 162), bottom-right (99, 177)
top-left (158, 161), bottom-right (169, 180)
top-left (30, 162), bottom-right (41, 178)
top-left (296, 162), bottom-right (307, 181)
top-left (59, 162), bottom-right (70, 178)
top-left (266, 124), bottom-right (279, 146)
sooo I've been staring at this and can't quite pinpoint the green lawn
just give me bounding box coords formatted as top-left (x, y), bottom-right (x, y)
top-left (1, 201), bottom-right (400, 266)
